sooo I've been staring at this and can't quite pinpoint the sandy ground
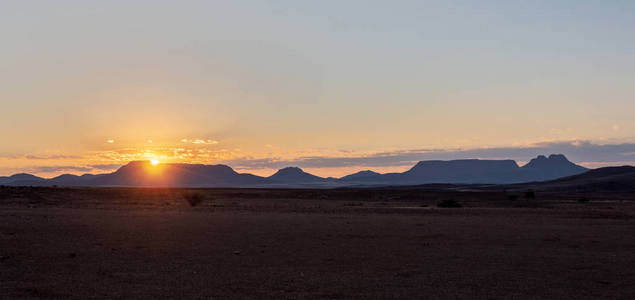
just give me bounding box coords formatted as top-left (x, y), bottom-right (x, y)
top-left (1, 187), bottom-right (635, 299)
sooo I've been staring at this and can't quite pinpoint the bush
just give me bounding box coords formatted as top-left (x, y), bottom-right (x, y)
top-left (578, 197), bottom-right (590, 204)
top-left (182, 191), bottom-right (206, 207)
top-left (437, 199), bottom-right (462, 208)
top-left (507, 195), bottom-right (519, 201)
top-left (525, 190), bottom-right (536, 200)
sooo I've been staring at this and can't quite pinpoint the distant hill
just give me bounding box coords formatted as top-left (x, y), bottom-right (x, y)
top-left (268, 167), bottom-right (326, 184)
top-left (0, 154), bottom-right (592, 187)
top-left (0, 173), bottom-right (45, 185)
top-left (519, 166), bottom-right (635, 192)
top-left (340, 170), bottom-right (381, 181)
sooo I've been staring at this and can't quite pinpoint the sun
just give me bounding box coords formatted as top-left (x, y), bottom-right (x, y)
top-left (150, 159), bottom-right (160, 165)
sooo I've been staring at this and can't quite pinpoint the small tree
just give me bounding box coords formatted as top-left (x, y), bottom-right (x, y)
top-left (524, 190), bottom-right (536, 200)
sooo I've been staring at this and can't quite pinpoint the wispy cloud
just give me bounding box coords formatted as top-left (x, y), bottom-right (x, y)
top-left (89, 164), bottom-right (122, 171)
top-left (91, 147), bottom-right (238, 162)
top-left (24, 154), bottom-right (82, 160)
top-left (31, 166), bottom-right (93, 173)
top-left (181, 139), bottom-right (219, 145)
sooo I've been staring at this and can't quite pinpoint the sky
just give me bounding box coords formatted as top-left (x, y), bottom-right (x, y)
top-left (1, 0), bottom-right (635, 178)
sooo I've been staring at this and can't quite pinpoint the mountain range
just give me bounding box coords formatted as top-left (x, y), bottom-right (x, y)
top-left (0, 154), bottom-right (596, 187)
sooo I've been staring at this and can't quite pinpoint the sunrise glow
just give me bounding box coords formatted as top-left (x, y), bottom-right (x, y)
top-left (3, 3), bottom-right (635, 299)
top-left (1, 1), bottom-right (635, 179)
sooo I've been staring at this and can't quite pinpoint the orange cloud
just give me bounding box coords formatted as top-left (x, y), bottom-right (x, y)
top-left (181, 139), bottom-right (219, 145)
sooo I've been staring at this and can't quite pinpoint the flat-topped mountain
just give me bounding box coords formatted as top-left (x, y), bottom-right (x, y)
top-left (0, 154), bottom-right (592, 187)
top-left (399, 159), bottom-right (520, 184)
top-left (91, 161), bottom-right (268, 187)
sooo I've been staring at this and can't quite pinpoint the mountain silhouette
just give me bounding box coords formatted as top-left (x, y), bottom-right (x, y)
top-left (553, 165), bottom-right (635, 184)
top-left (399, 159), bottom-right (520, 184)
top-left (87, 161), bottom-right (268, 187)
top-left (340, 170), bottom-right (381, 181)
top-left (0, 173), bottom-right (45, 185)
top-left (518, 154), bottom-right (588, 181)
top-left (341, 154), bottom-right (588, 185)
top-left (268, 167), bottom-right (326, 184)
top-left (46, 174), bottom-right (105, 186)
top-left (511, 166), bottom-right (635, 192)
top-left (0, 154), bottom-right (591, 187)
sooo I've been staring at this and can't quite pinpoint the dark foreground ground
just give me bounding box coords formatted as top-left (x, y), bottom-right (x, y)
top-left (1, 187), bottom-right (635, 299)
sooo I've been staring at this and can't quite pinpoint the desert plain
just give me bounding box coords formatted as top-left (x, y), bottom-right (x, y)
top-left (1, 186), bottom-right (634, 299)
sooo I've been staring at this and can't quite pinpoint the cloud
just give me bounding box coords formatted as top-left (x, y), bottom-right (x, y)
top-left (24, 154), bottom-right (82, 160)
top-left (31, 166), bottom-right (93, 173)
top-left (106, 139), bottom-right (115, 143)
top-left (89, 164), bottom-right (122, 171)
top-left (91, 147), bottom-right (239, 162)
top-left (223, 140), bottom-right (635, 170)
top-left (24, 164), bottom-right (121, 175)
top-left (181, 139), bottom-right (219, 145)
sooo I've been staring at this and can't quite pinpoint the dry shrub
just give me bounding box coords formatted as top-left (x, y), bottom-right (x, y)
top-left (578, 197), bottom-right (590, 204)
top-left (182, 191), bottom-right (206, 207)
top-left (437, 199), bottom-right (462, 208)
